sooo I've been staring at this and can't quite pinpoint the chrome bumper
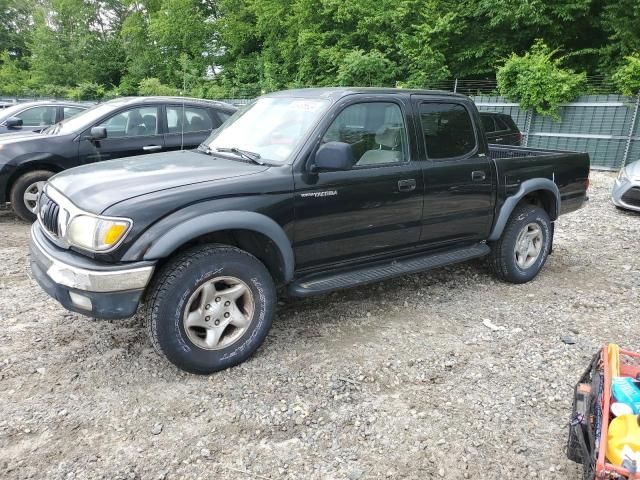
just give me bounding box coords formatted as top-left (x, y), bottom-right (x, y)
top-left (30, 223), bottom-right (155, 319)
top-left (31, 224), bottom-right (154, 292)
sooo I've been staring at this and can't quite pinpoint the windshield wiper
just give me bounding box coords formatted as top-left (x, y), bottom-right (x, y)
top-left (215, 147), bottom-right (265, 165)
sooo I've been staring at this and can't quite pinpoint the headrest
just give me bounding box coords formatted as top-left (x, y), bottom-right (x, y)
top-left (375, 127), bottom-right (401, 148)
top-left (128, 110), bottom-right (143, 124)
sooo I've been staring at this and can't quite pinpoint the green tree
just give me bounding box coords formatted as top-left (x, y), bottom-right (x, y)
top-left (0, 0), bottom-right (33, 59)
top-left (336, 49), bottom-right (396, 86)
top-left (497, 41), bottom-right (586, 119)
top-left (0, 51), bottom-right (28, 95)
top-left (612, 54), bottom-right (640, 96)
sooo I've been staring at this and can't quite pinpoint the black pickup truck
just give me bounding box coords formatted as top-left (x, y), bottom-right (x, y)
top-left (29, 88), bottom-right (590, 374)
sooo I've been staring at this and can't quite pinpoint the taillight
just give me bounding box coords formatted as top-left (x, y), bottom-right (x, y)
top-left (584, 175), bottom-right (590, 191)
top-left (517, 132), bottom-right (523, 144)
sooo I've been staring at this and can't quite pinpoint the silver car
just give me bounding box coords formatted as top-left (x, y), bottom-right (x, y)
top-left (612, 160), bottom-right (640, 212)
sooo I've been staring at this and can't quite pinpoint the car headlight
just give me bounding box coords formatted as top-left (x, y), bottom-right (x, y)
top-left (618, 167), bottom-right (629, 182)
top-left (66, 215), bottom-right (131, 251)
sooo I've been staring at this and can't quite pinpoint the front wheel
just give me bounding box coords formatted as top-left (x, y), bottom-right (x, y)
top-left (144, 245), bottom-right (276, 374)
top-left (489, 205), bottom-right (552, 284)
top-left (10, 170), bottom-right (54, 222)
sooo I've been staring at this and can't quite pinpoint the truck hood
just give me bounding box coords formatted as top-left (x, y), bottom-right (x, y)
top-left (49, 150), bottom-right (268, 213)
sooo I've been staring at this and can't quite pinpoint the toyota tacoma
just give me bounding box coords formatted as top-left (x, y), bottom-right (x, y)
top-left (29, 88), bottom-right (590, 374)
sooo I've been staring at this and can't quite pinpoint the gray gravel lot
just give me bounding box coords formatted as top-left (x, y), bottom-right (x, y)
top-left (0, 171), bottom-right (638, 480)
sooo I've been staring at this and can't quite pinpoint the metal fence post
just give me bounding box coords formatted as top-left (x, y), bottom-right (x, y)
top-left (523, 108), bottom-right (533, 147)
top-left (622, 93), bottom-right (640, 168)
top-left (453, 78), bottom-right (458, 93)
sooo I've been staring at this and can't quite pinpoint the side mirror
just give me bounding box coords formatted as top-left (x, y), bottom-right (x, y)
top-left (90, 126), bottom-right (107, 140)
top-left (313, 142), bottom-right (353, 172)
top-left (5, 117), bottom-right (23, 128)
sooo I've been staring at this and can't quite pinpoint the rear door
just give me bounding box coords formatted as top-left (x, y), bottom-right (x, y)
top-left (77, 105), bottom-right (164, 164)
top-left (480, 114), bottom-right (501, 144)
top-left (164, 104), bottom-right (223, 151)
top-left (412, 97), bottom-right (495, 246)
top-left (496, 115), bottom-right (522, 145)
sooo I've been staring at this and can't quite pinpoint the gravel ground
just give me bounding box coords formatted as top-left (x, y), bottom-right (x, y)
top-left (0, 171), bottom-right (638, 480)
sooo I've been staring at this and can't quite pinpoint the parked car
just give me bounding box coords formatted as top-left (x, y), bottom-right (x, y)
top-left (29, 88), bottom-right (590, 374)
top-left (0, 100), bottom-right (89, 135)
top-left (0, 100), bottom-right (16, 109)
top-left (480, 111), bottom-right (522, 145)
top-left (0, 96), bottom-right (236, 221)
top-left (611, 160), bottom-right (640, 212)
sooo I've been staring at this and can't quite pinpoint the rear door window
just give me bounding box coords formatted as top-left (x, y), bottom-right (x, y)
top-left (494, 116), bottom-right (511, 131)
top-left (63, 106), bottom-right (85, 119)
top-left (481, 115), bottom-right (496, 134)
top-left (167, 106), bottom-right (219, 133)
top-left (419, 103), bottom-right (477, 159)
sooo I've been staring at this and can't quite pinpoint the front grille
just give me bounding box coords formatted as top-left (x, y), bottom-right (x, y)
top-left (39, 192), bottom-right (61, 236)
top-left (621, 187), bottom-right (640, 208)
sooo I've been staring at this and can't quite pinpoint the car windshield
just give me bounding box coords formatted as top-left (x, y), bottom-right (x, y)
top-left (0, 103), bottom-right (27, 121)
top-left (202, 97), bottom-right (331, 163)
top-left (43, 102), bottom-right (125, 135)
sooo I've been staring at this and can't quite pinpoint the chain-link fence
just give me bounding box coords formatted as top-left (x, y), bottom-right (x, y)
top-left (474, 95), bottom-right (640, 170)
top-left (3, 82), bottom-right (639, 170)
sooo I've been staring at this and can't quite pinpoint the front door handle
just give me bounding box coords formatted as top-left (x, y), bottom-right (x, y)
top-left (143, 145), bottom-right (162, 152)
top-left (398, 179), bottom-right (417, 192)
top-left (471, 170), bottom-right (486, 181)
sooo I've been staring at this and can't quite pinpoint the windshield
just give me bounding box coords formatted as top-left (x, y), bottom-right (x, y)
top-left (203, 97), bottom-right (331, 163)
top-left (0, 103), bottom-right (26, 121)
top-left (44, 102), bottom-right (125, 135)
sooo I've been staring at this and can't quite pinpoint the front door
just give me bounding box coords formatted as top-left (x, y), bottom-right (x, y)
top-left (78, 105), bottom-right (164, 164)
top-left (413, 97), bottom-right (495, 246)
top-left (293, 99), bottom-right (424, 270)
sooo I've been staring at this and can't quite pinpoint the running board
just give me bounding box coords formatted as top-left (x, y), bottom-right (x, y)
top-left (288, 243), bottom-right (490, 297)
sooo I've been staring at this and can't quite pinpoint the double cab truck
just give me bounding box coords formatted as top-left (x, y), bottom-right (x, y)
top-left (29, 88), bottom-right (590, 374)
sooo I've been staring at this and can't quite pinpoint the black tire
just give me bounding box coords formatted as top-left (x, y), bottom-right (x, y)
top-left (10, 170), bottom-right (54, 222)
top-left (489, 204), bottom-right (552, 284)
top-left (144, 244), bottom-right (276, 374)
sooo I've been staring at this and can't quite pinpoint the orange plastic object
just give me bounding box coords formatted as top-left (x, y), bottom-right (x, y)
top-left (607, 414), bottom-right (640, 466)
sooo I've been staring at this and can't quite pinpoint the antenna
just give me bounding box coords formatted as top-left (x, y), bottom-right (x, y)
top-left (180, 60), bottom-right (186, 151)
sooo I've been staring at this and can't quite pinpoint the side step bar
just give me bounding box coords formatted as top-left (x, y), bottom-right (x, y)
top-left (288, 243), bottom-right (491, 297)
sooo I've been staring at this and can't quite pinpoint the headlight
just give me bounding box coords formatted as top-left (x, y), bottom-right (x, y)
top-left (618, 167), bottom-right (629, 182)
top-left (66, 215), bottom-right (131, 251)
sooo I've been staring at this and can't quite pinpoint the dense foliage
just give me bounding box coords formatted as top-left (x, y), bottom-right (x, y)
top-left (0, 0), bottom-right (638, 99)
top-left (613, 55), bottom-right (640, 97)
top-left (497, 41), bottom-right (587, 119)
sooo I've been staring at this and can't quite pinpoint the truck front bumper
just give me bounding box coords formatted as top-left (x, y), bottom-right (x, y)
top-left (29, 224), bottom-right (155, 319)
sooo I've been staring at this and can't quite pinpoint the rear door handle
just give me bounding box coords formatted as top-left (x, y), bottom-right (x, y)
top-left (143, 145), bottom-right (162, 152)
top-left (398, 179), bottom-right (417, 192)
top-left (471, 170), bottom-right (486, 181)
top-left (494, 137), bottom-right (504, 142)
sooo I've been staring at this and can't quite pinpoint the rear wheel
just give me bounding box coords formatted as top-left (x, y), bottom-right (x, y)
top-left (489, 205), bottom-right (552, 283)
top-left (10, 170), bottom-right (54, 222)
top-left (144, 244), bottom-right (276, 374)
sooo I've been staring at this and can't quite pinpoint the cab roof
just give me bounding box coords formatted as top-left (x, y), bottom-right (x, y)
top-left (264, 87), bottom-right (470, 102)
top-left (104, 96), bottom-right (237, 111)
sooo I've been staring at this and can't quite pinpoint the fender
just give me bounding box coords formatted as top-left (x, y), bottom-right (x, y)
top-left (131, 210), bottom-right (295, 282)
top-left (488, 178), bottom-right (560, 241)
top-left (1, 154), bottom-right (65, 201)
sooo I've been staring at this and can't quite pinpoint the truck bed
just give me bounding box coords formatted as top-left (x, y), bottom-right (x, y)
top-left (488, 144), bottom-right (590, 216)
top-left (488, 144), bottom-right (561, 160)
